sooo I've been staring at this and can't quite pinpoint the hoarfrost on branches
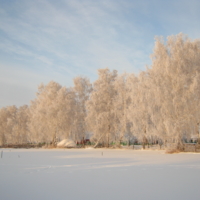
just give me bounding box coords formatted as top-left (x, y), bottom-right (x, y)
top-left (1, 34), bottom-right (200, 147)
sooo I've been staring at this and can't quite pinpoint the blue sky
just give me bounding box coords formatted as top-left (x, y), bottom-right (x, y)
top-left (0, 0), bottom-right (200, 107)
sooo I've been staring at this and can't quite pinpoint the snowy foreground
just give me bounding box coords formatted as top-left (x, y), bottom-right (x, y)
top-left (1, 148), bottom-right (200, 200)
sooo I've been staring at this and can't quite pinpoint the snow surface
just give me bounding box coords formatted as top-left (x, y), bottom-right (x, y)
top-left (0, 148), bottom-right (200, 200)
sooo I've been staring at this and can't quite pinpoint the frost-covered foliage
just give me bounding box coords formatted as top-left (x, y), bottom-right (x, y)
top-left (28, 81), bottom-right (76, 145)
top-left (0, 105), bottom-right (29, 145)
top-left (86, 69), bottom-right (117, 147)
top-left (72, 77), bottom-right (92, 142)
top-left (1, 34), bottom-right (200, 146)
top-left (148, 34), bottom-right (200, 144)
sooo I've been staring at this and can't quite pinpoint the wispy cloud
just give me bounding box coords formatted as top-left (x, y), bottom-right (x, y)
top-left (0, 0), bottom-right (200, 107)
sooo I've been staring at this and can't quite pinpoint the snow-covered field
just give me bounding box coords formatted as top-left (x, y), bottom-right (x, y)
top-left (1, 148), bottom-right (200, 200)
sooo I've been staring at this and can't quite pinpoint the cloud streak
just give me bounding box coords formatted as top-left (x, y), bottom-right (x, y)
top-left (0, 0), bottom-right (200, 107)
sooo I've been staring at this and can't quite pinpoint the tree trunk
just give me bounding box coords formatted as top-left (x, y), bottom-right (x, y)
top-left (94, 134), bottom-right (104, 148)
top-left (107, 134), bottom-right (109, 148)
top-left (176, 134), bottom-right (184, 151)
top-left (0, 132), bottom-right (5, 146)
top-left (107, 125), bottom-right (110, 148)
top-left (52, 132), bottom-right (57, 147)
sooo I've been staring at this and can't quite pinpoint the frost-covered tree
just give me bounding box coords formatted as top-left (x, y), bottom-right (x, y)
top-left (0, 107), bottom-right (9, 145)
top-left (86, 68), bottom-right (117, 147)
top-left (0, 106), bottom-right (19, 145)
top-left (0, 105), bottom-right (29, 145)
top-left (72, 77), bottom-right (92, 142)
top-left (148, 33), bottom-right (200, 147)
top-left (113, 74), bottom-right (129, 144)
top-left (29, 81), bottom-right (76, 145)
top-left (12, 105), bottom-right (29, 144)
top-left (126, 72), bottom-right (153, 148)
top-left (1, 33), bottom-right (200, 149)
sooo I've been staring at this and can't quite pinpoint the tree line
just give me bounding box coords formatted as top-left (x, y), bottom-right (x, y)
top-left (1, 33), bottom-right (200, 147)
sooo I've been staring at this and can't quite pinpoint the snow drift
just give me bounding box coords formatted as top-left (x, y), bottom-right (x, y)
top-left (57, 139), bottom-right (76, 148)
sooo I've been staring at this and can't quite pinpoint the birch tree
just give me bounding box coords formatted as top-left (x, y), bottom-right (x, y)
top-left (127, 72), bottom-right (153, 148)
top-left (12, 105), bottom-right (29, 144)
top-left (86, 68), bottom-right (117, 147)
top-left (1, 33), bottom-right (200, 150)
top-left (149, 33), bottom-right (200, 147)
top-left (72, 77), bottom-right (92, 142)
top-left (0, 106), bottom-right (19, 145)
top-left (0, 107), bottom-right (9, 146)
top-left (29, 81), bottom-right (76, 145)
top-left (113, 74), bottom-right (130, 145)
